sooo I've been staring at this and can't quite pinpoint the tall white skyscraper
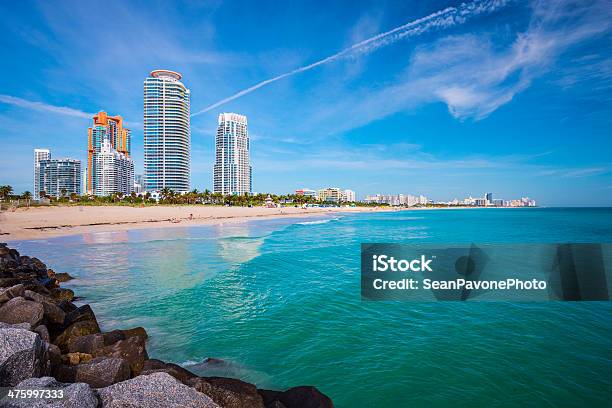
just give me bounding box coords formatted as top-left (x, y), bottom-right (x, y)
top-left (214, 113), bottom-right (252, 195)
top-left (144, 69), bottom-right (191, 192)
top-left (34, 148), bottom-right (50, 199)
top-left (94, 139), bottom-right (134, 197)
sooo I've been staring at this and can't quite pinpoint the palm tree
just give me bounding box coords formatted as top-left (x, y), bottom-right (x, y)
top-left (21, 191), bottom-right (32, 207)
top-left (0, 185), bottom-right (13, 201)
top-left (160, 187), bottom-right (171, 202)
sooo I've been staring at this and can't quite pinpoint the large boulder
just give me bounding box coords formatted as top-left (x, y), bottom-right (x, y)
top-left (67, 333), bottom-right (105, 354)
top-left (0, 284), bottom-right (24, 303)
top-left (66, 330), bottom-right (127, 354)
top-left (93, 336), bottom-right (148, 376)
top-left (0, 297), bottom-right (44, 328)
top-left (141, 359), bottom-right (197, 384)
top-left (189, 376), bottom-right (265, 408)
top-left (0, 325), bottom-right (46, 386)
top-left (54, 272), bottom-right (74, 283)
top-left (24, 290), bottom-right (66, 325)
top-left (33, 324), bottom-right (50, 343)
top-left (53, 320), bottom-right (101, 352)
top-left (64, 304), bottom-right (97, 327)
top-left (49, 288), bottom-right (74, 302)
top-left (97, 372), bottom-right (220, 408)
top-left (121, 326), bottom-right (148, 340)
top-left (0, 376), bottom-right (98, 407)
top-left (0, 278), bottom-right (21, 288)
top-left (56, 357), bottom-right (131, 388)
top-left (259, 386), bottom-right (334, 408)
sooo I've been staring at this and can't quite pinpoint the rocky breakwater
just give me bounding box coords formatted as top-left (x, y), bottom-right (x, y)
top-left (0, 243), bottom-right (333, 408)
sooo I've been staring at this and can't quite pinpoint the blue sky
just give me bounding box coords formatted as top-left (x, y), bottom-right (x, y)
top-left (0, 0), bottom-right (611, 205)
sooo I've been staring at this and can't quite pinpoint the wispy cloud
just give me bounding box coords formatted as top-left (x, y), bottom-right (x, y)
top-left (295, 0), bottom-right (612, 135)
top-left (192, 0), bottom-right (510, 116)
top-left (0, 94), bottom-right (93, 119)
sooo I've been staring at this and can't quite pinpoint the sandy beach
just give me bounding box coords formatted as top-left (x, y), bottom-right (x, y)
top-left (0, 205), bottom-right (399, 241)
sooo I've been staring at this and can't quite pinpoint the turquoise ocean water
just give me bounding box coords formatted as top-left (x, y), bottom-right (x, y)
top-left (9, 208), bottom-right (612, 407)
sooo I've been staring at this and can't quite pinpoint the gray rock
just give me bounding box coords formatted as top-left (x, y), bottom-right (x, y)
top-left (53, 320), bottom-right (101, 352)
top-left (0, 326), bottom-right (45, 386)
top-left (0, 376), bottom-right (98, 407)
top-left (23, 291), bottom-right (66, 326)
top-left (141, 359), bottom-right (197, 384)
top-left (0, 284), bottom-right (24, 303)
top-left (0, 322), bottom-right (31, 330)
top-left (0, 297), bottom-right (44, 329)
top-left (276, 386), bottom-right (334, 408)
top-left (189, 376), bottom-right (265, 408)
top-left (97, 372), bottom-right (219, 408)
top-left (64, 305), bottom-right (97, 327)
top-left (23, 290), bottom-right (50, 304)
top-left (34, 325), bottom-right (50, 343)
top-left (67, 333), bottom-right (105, 354)
top-left (73, 357), bottom-right (131, 388)
top-left (53, 273), bottom-right (74, 283)
top-left (93, 336), bottom-right (148, 376)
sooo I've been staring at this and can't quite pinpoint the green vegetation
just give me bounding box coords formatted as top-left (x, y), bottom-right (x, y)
top-left (0, 184), bottom-right (379, 208)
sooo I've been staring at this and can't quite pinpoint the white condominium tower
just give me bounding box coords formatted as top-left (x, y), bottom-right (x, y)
top-left (34, 148), bottom-right (50, 199)
top-left (94, 139), bottom-right (134, 197)
top-left (214, 113), bottom-right (252, 195)
top-left (144, 70), bottom-right (191, 192)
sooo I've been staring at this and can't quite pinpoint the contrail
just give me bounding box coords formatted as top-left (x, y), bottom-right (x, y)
top-left (192, 0), bottom-right (511, 116)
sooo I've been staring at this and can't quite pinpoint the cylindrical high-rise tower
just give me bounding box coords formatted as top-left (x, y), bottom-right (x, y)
top-left (144, 69), bottom-right (191, 192)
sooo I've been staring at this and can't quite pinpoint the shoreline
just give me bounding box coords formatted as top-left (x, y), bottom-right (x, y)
top-left (0, 205), bottom-right (537, 241)
top-left (0, 205), bottom-right (403, 241)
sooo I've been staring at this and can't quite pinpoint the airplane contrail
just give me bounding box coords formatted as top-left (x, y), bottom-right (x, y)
top-left (192, 0), bottom-right (511, 116)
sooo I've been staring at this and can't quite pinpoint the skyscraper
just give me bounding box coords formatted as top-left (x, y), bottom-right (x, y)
top-left (87, 111), bottom-right (131, 195)
top-left (37, 158), bottom-right (81, 198)
top-left (144, 70), bottom-right (191, 192)
top-left (94, 139), bottom-right (134, 196)
top-left (34, 148), bottom-right (50, 199)
top-left (214, 113), bottom-right (251, 195)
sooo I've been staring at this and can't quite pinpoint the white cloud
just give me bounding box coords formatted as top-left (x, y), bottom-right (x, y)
top-left (296, 0), bottom-right (612, 134)
top-left (0, 94), bottom-right (93, 119)
top-left (192, 0), bottom-right (510, 115)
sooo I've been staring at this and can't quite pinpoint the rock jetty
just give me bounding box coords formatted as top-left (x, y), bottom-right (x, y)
top-left (0, 243), bottom-right (333, 407)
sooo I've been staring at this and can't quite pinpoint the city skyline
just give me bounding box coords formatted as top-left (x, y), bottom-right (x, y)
top-left (1, 0), bottom-right (611, 205)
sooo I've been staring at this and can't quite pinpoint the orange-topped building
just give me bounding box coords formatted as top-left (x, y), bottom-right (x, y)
top-left (87, 111), bottom-right (131, 194)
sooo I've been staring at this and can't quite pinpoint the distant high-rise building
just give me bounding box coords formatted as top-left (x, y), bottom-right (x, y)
top-left (318, 188), bottom-right (342, 203)
top-left (144, 70), bottom-right (191, 192)
top-left (34, 148), bottom-right (50, 199)
top-left (485, 192), bottom-right (493, 205)
top-left (133, 174), bottom-right (144, 195)
top-left (343, 189), bottom-right (356, 202)
top-left (93, 139), bottom-right (134, 196)
top-left (37, 158), bottom-right (81, 198)
top-left (214, 113), bottom-right (251, 195)
top-left (87, 111), bottom-right (131, 195)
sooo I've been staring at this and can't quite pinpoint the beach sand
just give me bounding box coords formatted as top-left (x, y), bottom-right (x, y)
top-left (0, 205), bottom-right (399, 241)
